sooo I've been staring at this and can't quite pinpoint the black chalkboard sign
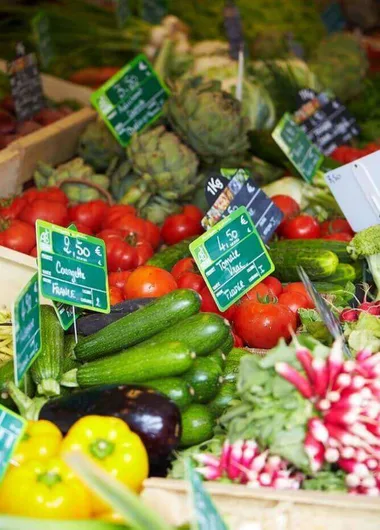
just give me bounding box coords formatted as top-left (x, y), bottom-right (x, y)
top-left (7, 50), bottom-right (45, 122)
top-left (294, 91), bottom-right (359, 156)
top-left (223, 0), bottom-right (244, 60)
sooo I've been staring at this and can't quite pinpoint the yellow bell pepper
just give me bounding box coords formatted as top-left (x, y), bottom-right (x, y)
top-left (0, 457), bottom-right (91, 519)
top-left (12, 420), bottom-right (63, 466)
top-left (61, 415), bottom-right (149, 514)
top-left (96, 511), bottom-right (125, 524)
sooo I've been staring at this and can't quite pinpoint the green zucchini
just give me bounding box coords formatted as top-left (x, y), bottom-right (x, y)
top-left (62, 335), bottom-right (81, 373)
top-left (75, 289), bottom-right (201, 362)
top-left (270, 239), bottom-right (352, 263)
top-left (147, 238), bottom-right (195, 271)
top-left (0, 361), bottom-right (35, 410)
top-left (31, 305), bottom-right (64, 397)
top-left (269, 247), bottom-right (339, 282)
top-left (146, 313), bottom-right (231, 356)
top-left (144, 377), bottom-right (194, 410)
top-left (64, 341), bottom-right (195, 388)
top-left (219, 332), bottom-right (234, 354)
top-left (207, 348), bottom-right (226, 370)
top-left (208, 382), bottom-right (237, 419)
top-left (324, 263), bottom-right (357, 284)
top-left (184, 357), bottom-right (223, 404)
top-left (224, 348), bottom-right (248, 383)
top-left (180, 404), bottom-right (215, 447)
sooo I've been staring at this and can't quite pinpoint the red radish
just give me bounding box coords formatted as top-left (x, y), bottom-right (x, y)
top-left (340, 308), bottom-right (359, 322)
top-left (196, 466), bottom-right (222, 480)
top-left (16, 120), bottom-right (42, 136)
top-left (308, 418), bottom-right (329, 444)
top-left (311, 358), bottom-right (329, 397)
top-left (327, 339), bottom-right (344, 388)
top-left (325, 447), bottom-right (340, 462)
top-left (296, 348), bottom-right (315, 385)
top-left (275, 362), bottom-right (313, 398)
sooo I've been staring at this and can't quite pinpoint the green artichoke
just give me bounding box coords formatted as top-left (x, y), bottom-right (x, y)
top-left (140, 196), bottom-right (181, 225)
top-left (166, 78), bottom-right (250, 165)
top-left (77, 120), bottom-right (124, 172)
top-left (126, 125), bottom-right (201, 202)
top-left (34, 158), bottom-right (110, 203)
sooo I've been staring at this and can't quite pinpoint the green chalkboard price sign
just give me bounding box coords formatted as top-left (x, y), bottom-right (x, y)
top-left (190, 206), bottom-right (274, 312)
top-left (12, 273), bottom-right (41, 386)
top-left (0, 406), bottom-right (26, 482)
top-left (91, 54), bottom-right (170, 146)
top-left (272, 113), bottom-right (323, 182)
top-left (186, 459), bottom-right (227, 530)
top-left (36, 220), bottom-right (110, 313)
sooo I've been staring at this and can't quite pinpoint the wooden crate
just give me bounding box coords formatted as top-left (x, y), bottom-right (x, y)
top-left (142, 478), bottom-right (380, 530)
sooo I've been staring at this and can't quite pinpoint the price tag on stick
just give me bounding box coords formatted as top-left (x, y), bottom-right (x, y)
top-left (36, 221), bottom-right (110, 313)
top-left (0, 406), bottom-right (26, 482)
top-left (191, 206), bottom-right (274, 312)
top-left (297, 266), bottom-right (351, 358)
top-left (91, 54), bottom-right (170, 147)
top-left (186, 459), bottom-right (228, 530)
top-left (12, 273), bottom-right (41, 386)
top-left (272, 113), bottom-right (324, 182)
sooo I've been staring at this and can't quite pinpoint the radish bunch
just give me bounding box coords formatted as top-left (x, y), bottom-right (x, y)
top-left (340, 300), bottom-right (380, 322)
top-left (193, 440), bottom-right (303, 490)
top-left (275, 340), bottom-right (380, 496)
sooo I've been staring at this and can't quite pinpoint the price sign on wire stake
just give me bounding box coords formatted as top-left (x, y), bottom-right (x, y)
top-left (186, 459), bottom-right (228, 530)
top-left (91, 54), bottom-right (170, 147)
top-left (36, 220), bottom-right (110, 313)
top-left (0, 406), bottom-right (26, 482)
top-left (7, 47), bottom-right (45, 121)
top-left (324, 150), bottom-right (380, 233)
top-left (191, 206), bottom-right (274, 312)
top-left (272, 113), bottom-right (324, 182)
top-left (297, 266), bottom-right (351, 358)
top-left (12, 273), bottom-right (41, 386)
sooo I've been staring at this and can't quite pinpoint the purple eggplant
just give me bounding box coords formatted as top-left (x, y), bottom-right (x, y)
top-left (39, 384), bottom-right (181, 473)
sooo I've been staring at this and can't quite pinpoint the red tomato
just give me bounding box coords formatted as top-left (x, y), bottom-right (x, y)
top-left (0, 196), bottom-right (27, 220)
top-left (69, 200), bottom-right (109, 233)
top-left (262, 276), bottom-right (282, 297)
top-left (19, 199), bottom-right (69, 227)
top-left (177, 272), bottom-right (205, 293)
top-left (171, 257), bottom-right (197, 280)
top-left (282, 282), bottom-right (314, 309)
top-left (23, 187), bottom-right (68, 205)
top-left (109, 285), bottom-right (124, 306)
top-left (29, 246), bottom-right (37, 257)
top-left (1, 220), bottom-right (36, 254)
top-left (105, 238), bottom-right (136, 272)
top-left (232, 331), bottom-right (244, 348)
top-left (102, 205), bottom-right (136, 228)
top-left (109, 270), bottom-right (132, 290)
top-left (124, 266), bottom-right (177, 299)
top-left (281, 215), bottom-right (320, 240)
top-left (71, 222), bottom-right (93, 235)
top-left (161, 214), bottom-right (203, 246)
top-left (182, 204), bottom-right (203, 224)
top-left (272, 194), bottom-right (300, 234)
top-left (320, 219), bottom-right (354, 237)
top-left (243, 283), bottom-right (270, 302)
top-left (234, 300), bottom-right (297, 349)
top-left (278, 291), bottom-right (309, 320)
top-left (134, 238), bottom-right (154, 266)
top-left (200, 285), bottom-right (236, 321)
top-left (143, 219), bottom-right (160, 250)
top-left (22, 188), bottom-right (41, 204)
top-left (323, 232), bottom-right (352, 242)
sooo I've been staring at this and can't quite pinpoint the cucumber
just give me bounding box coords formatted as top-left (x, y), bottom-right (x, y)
top-left (207, 348), bottom-right (226, 370)
top-left (224, 348), bottom-right (248, 383)
top-left (268, 247), bottom-right (338, 282)
top-left (66, 341), bottom-right (195, 388)
top-left (220, 332), bottom-right (234, 354)
top-left (180, 404), bottom-right (215, 447)
top-left (31, 305), bottom-right (64, 397)
top-left (324, 263), bottom-right (357, 284)
top-left (184, 357), bottom-right (223, 404)
top-left (75, 289), bottom-right (201, 362)
top-left (0, 361), bottom-right (35, 410)
top-left (146, 313), bottom-right (231, 356)
top-left (144, 377), bottom-right (194, 410)
top-left (147, 238), bottom-right (195, 271)
top-left (270, 239), bottom-right (352, 263)
top-left (208, 382), bottom-right (237, 419)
